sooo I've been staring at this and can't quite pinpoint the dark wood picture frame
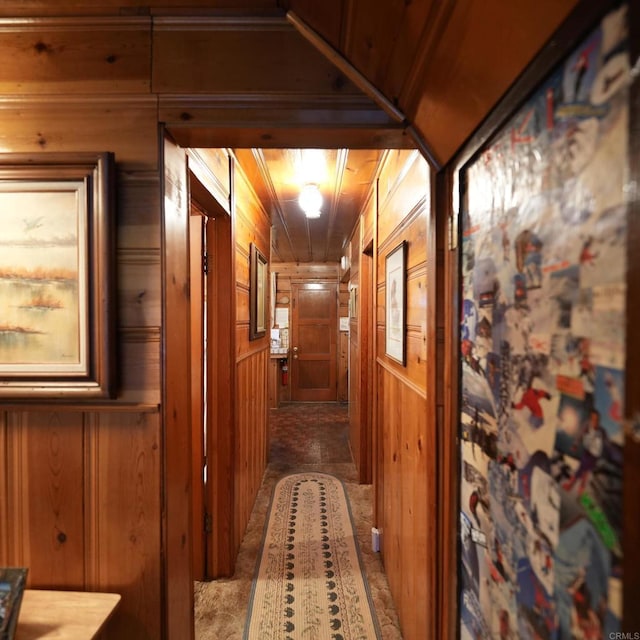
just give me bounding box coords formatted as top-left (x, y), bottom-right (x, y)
top-left (249, 242), bottom-right (268, 340)
top-left (0, 152), bottom-right (116, 399)
top-left (385, 240), bottom-right (407, 365)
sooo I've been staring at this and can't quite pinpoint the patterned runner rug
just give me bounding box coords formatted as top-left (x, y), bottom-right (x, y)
top-left (244, 472), bottom-right (382, 640)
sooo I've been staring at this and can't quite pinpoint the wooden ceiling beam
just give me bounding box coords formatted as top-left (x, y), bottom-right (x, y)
top-left (286, 9), bottom-right (405, 124)
top-left (165, 125), bottom-right (413, 151)
top-left (285, 9), bottom-right (439, 166)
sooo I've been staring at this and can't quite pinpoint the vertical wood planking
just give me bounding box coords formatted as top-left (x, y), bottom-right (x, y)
top-left (233, 350), bottom-right (268, 552)
top-left (5, 412), bottom-right (85, 588)
top-left (162, 134), bottom-right (194, 639)
top-left (0, 20), bottom-right (166, 631)
top-left (375, 149), bottom-right (435, 640)
top-left (85, 412), bottom-right (162, 640)
top-left (231, 153), bottom-right (270, 557)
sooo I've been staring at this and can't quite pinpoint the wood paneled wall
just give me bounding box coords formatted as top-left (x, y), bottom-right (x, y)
top-left (0, 15), bottom-right (164, 640)
top-left (0, 409), bottom-right (162, 639)
top-left (0, 14), bottom-right (285, 637)
top-left (231, 155), bottom-right (271, 553)
top-left (375, 150), bottom-right (436, 640)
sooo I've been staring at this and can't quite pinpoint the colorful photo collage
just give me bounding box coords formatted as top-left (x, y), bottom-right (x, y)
top-left (458, 5), bottom-right (628, 639)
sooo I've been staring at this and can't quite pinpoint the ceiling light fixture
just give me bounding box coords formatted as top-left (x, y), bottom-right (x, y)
top-left (298, 183), bottom-right (323, 219)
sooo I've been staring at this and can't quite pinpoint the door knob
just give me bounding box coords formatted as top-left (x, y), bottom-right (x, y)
top-left (293, 346), bottom-right (298, 352)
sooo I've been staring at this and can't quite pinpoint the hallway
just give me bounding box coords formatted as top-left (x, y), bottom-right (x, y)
top-left (194, 402), bottom-right (403, 639)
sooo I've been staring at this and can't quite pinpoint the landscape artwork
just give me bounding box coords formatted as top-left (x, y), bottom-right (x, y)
top-left (458, 5), bottom-right (627, 639)
top-left (0, 181), bottom-right (88, 375)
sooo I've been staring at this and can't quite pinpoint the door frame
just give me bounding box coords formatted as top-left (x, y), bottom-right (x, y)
top-left (359, 244), bottom-right (374, 483)
top-left (188, 201), bottom-right (206, 581)
top-left (189, 166), bottom-right (236, 578)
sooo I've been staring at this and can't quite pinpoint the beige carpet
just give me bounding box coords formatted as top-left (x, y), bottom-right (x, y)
top-left (244, 472), bottom-right (381, 639)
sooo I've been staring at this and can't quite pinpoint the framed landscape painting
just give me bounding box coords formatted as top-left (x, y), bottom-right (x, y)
top-left (0, 152), bottom-right (115, 398)
top-left (249, 242), bottom-right (268, 340)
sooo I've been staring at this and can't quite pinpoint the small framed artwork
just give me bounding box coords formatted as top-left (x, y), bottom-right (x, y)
top-left (385, 240), bottom-right (407, 365)
top-left (0, 152), bottom-right (116, 399)
top-left (249, 243), bottom-right (268, 340)
top-left (349, 284), bottom-right (357, 319)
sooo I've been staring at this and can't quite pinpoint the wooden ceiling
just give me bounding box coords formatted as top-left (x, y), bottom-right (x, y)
top-left (0, 0), bottom-right (580, 263)
top-left (243, 147), bottom-right (384, 263)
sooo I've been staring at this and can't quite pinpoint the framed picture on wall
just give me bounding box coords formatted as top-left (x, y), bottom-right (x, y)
top-left (0, 152), bottom-right (115, 399)
top-left (454, 3), bottom-right (630, 638)
top-left (349, 284), bottom-right (357, 320)
top-left (249, 242), bottom-right (268, 340)
top-left (385, 240), bottom-right (406, 365)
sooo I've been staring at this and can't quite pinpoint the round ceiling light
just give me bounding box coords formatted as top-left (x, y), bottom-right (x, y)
top-left (298, 184), bottom-right (323, 218)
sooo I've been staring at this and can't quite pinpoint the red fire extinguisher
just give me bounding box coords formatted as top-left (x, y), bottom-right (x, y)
top-left (281, 359), bottom-right (288, 386)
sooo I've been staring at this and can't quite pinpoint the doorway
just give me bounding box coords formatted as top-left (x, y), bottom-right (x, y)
top-left (290, 281), bottom-right (338, 402)
top-left (189, 171), bottom-right (235, 580)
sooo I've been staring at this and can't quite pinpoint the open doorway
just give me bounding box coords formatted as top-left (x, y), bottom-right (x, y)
top-left (189, 168), bottom-right (236, 580)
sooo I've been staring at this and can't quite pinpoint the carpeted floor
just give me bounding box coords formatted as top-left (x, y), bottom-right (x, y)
top-left (194, 402), bottom-right (403, 639)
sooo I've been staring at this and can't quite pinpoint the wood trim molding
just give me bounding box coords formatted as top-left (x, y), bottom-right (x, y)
top-left (375, 357), bottom-right (427, 401)
top-left (398, 0), bottom-right (458, 116)
top-left (286, 10), bottom-right (406, 125)
top-left (188, 149), bottom-right (231, 215)
top-left (152, 15), bottom-right (289, 31)
top-left (624, 1), bottom-right (640, 633)
top-left (0, 95), bottom-right (158, 108)
top-left (0, 16), bottom-right (150, 30)
top-left (161, 132), bottom-right (194, 639)
top-left (0, 403), bottom-right (160, 413)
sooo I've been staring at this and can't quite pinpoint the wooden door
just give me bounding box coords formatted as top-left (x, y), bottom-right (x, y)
top-left (205, 213), bottom-right (235, 578)
top-left (291, 282), bottom-right (337, 401)
top-left (189, 206), bottom-right (206, 581)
